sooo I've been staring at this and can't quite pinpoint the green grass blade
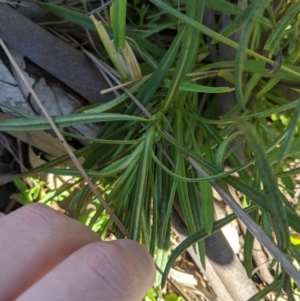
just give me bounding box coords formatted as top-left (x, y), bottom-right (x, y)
top-left (268, 136), bottom-right (300, 165)
top-left (0, 113), bottom-right (150, 131)
top-left (237, 120), bottom-right (290, 250)
top-left (186, 170), bottom-right (206, 268)
top-left (73, 184), bottom-right (91, 220)
top-left (161, 206), bottom-right (258, 287)
top-left (173, 107), bottom-right (195, 236)
top-left (211, 2), bottom-right (256, 44)
top-left (244, 208), bottom-right (259, 277)
top-left (205, 0), bottom-right (242, 16)
top-left (199, 179), bottom-right (214, 234)
top-left (198, 59), bottom-right (300, 82)
top-left (21, 144), bottom-right (96, 176)
top-left (104, 153), bottom-right (141, 211)
top-left (110, 0), bottom-right (127, 52)
top-left (264, 2), bottom-right (300, 57)
top-left (199, 129), bottom-right (214, 234)
top-left (214, 131), bottom-right (242, 169)
top-left (244, 73), bottom-right (261, 103)
top-left (151, 149), bottom-right (237, 182)
top-left (235, 0), bottom-right (272, 107)
top-left (154, 148), bottom-right (173, 284)
top-left (130, 127), bottom-right (156, 240)
top-left (150, 0), bottom-right (300, 80)
top-left (135, 27), bottom-right (185, 109)
top-left (188, 157), bottom-right (300, 285)
top-left (275, 99), bottom-right (300, 171)
top-left (276, 167), bottom-right (300, 178)
top-left (149, 0), bottom-right (238, 49)
top-left (161, 80), bottom-right (234, 94)
top-left (148, 0), bottom-right (269, 63)
top-left (46, 150), bottom-right (139, 177)
top-left (225, 171), bottom-right (300, 234)
top-left (160, 0), bottom-right (204, 113)
top-left (247, 279), bottom-right (282, 301)
top-left (38, 3), bottom-right (95, 30)
top-left (244, 169), bottom-right (261, 278)
top-left (157, 142), bottom-right (178, 242)
top-left (38, 3), bottom-right (163, 58)
top-left (0, 103), bottom-right (30, 118)
top-left (60, 131), bottom-right (143, 145)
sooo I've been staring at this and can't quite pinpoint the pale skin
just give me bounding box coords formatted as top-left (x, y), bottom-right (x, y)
top-left (0, 203), bottom-right (155, 301)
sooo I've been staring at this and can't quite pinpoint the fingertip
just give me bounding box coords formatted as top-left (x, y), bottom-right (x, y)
top-left (113, 239), bottom-right (156, 288)
top-left (17, 239), bottom-right (155, 301)
top-left (83, 240), bottom-right (155, 300)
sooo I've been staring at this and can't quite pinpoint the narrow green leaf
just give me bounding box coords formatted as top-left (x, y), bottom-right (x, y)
top-left (244, 73), bottom-right (261, 103)
top-left (275, 99), bottom-right (300, 171)
top-left (0, 113), bottom-right (150, 131)
top-left (161, 206), bottom-right (258, 287)
top-left (268, 136), bottom-right (300, 165)
top-left (235, 0), bottom-right (272, 107)
top-left (160, 0), bottom-right (204, 113)
top-left (199, 129), bottom-right (214, 234)
top-left (99, 26), bottom-right (184, 140)
top-left (173, 107), bottom-right (195, 236)
top-left (104, 152), bottom-right (141, 213)
top-left (264, 2), bottom-right (300, 57)
top-left (156, 218), bottom-right (171, 286)
top-left (61, 131), bottom-right (143, 145)
top-left (198, 59), bottom-right (300, 82)
top-left (149, 0), bottom-right (298, 79)
top-left (130, 127), bottom-right (156, 240)
top-left (276, 167), bottom-right (300, 178)
top-left (155, 148), bottom-right (173, 284)
top-left (211, 2), bottom-right (256, 44)
top-left (22, 144), bottom-right (97, 177)
top-left (186, 169), bottom-right (206, 268)
top-left (205, 0), bottom-right (242, 16)
top-left (151, 148), bottom-right (234, 182)
top-left (110, 0), bottom-right (127, 52)
top-left (46, 150), bottom-right (139, 177)
top-left (244, 170), bottom-right (261, 277)
top-left (247, 279), bottom-right (282, 301)
top-left (237, 120), bottom-right (289, 250)
top-left (38, 3), bottom-right (164, 58)
top-left (157, 143), bottom-right (178, 242)
top-left (286, 207), bottom-right (300, 234)
top-left (262, 211), bottom-right (273, 240)
top-left (188, 157), bottom-right (300, 285)
top-left (161, 80), bottom-right (234, 94)
top-left (257, 40), bottom-right (300, 98)
top-left (0, 102), bottom-right (30, 118)
top-left (38, 3), bottom-right (95, 30)
top-left (136, 27), bottom-right (185, 108)
top-left (199, 179), bottom-right (214, 234)
top-left (74, 183), bottom-right (92, 220)
top-left (244, 208), bottom-right (259, 277)
top-left (214, 131), bottom-right (243, 169)
top-left (161, 124), bottom-right (300, 234)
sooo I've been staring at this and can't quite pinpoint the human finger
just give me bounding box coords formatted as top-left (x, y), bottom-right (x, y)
top-left (18, 239), bottom-right (156, 301)
top-left (0, 203), bottom-right (99, 301)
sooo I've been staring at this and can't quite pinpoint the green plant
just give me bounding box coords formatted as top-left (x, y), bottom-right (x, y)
top-left (2, 0), bottom-right (300, 299)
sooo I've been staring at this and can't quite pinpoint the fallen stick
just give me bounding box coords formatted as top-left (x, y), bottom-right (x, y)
top-left (0, 4), bottom-right (113, 104)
